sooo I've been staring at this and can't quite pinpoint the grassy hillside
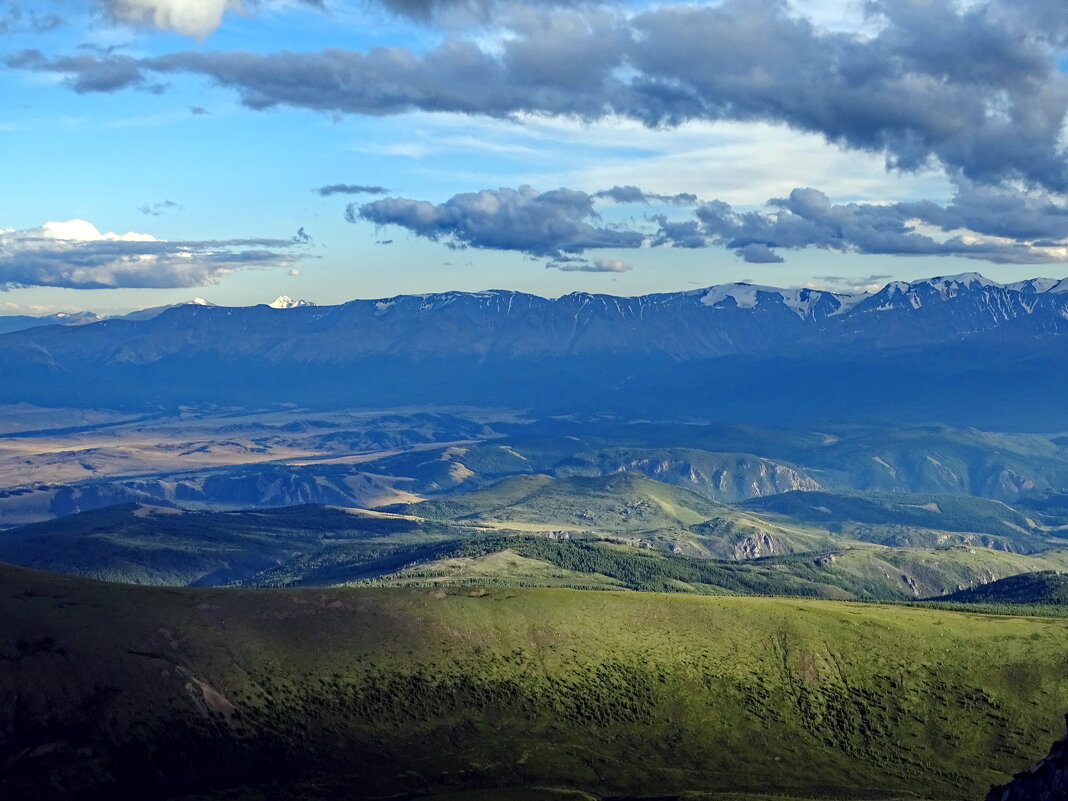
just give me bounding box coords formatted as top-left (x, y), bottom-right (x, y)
top-left (339, 535), bottom-right (1065, 601)
top-left (2, 562), bottom-right (1067, 801)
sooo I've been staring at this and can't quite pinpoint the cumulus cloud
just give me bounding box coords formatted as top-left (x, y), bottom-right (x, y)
top-left (352, 181), bottom-right (1068, 265)
top-left (355, 185), bottom-right (644, 258)
top-left (0, 219), bottom-right (305, 290)
top-left (591, 257), bottom-right (632, 272)
top-left (546, 256), bottom-right (633, 273)
top-left (13, 0), bottom-right (1068, 190)
top-left (98, 0), bottom-right (333, 38)
top-left (316, 183), bottom-right (389, 197)
top-left (103, 0), bottom-right (242, 39)
top-left (657, 187), bottom-right (1068, 265)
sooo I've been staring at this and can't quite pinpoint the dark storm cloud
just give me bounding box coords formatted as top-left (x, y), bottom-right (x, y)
top-left (316, 183), bottom-right (389, 197)
top-left (356, 186), bottom-right (644, 258)
top-left (10, 0), bottom-right (1068, 190)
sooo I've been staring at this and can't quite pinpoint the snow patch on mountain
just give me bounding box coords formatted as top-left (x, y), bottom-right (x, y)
top-left (701, 283), bottom-right (765, 309)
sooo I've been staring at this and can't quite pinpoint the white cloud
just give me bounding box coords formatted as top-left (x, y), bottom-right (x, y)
top-left (0, 219), bottom-right (303, 289)
top-left (547, 256), bottom-right (634, 273)
top-left (592, 257), bottom-right (632, 272)
top-left (24, 219), bottom-right (158, 243)
top-left (104, 0), bottom-right (244, 39)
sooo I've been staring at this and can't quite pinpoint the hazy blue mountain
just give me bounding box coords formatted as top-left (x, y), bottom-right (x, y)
top-left (4, 273), bottom-right (1068, 428)
top-left (0, 311), bottom-right (100, 335)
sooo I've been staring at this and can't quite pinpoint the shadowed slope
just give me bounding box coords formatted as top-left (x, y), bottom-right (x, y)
top-left (1, 563), bottom-right (1067, 800)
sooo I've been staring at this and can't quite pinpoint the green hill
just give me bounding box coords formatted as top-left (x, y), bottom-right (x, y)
top-left (938, 571), bottom-right (1068, 605)
top-left (1, 488), bottom-right (1064, 601)
top-left (395, 472), bottom-right (730, 529)
top-left (2, 562), bottom-right (1068, 801)
top-left (390, 472), bottom-right (842, 558)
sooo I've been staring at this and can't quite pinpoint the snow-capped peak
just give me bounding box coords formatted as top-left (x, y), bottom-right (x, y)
top-left (268, 295), bottom-right (315, 309)
top-left (190, 297), bottom-right (213, 306)
top-left (930, 272), bottom-right (996, 285)
top-left (1005, 277), bottom-right (1065, 293)
top-left (700, 283), bottom-right (848, 319)
top-left (912, 273), bottom-right (998, 297)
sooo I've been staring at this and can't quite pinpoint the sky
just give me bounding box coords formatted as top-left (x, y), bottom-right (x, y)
top-left (2, 0), bottom-right (1068, 314)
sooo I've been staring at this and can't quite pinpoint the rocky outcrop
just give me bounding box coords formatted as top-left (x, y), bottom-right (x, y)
top-left (986, 714), bottom-right (1068, 800)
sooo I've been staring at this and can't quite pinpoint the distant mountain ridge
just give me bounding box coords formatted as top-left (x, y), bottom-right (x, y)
top-left (0, 310), bottom-right (100, 335)
top-left (3, 272), bottom-right (1068, 428)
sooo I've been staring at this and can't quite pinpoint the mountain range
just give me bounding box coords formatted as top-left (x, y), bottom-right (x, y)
top-left (3, 273), bottom-right (1068, 427)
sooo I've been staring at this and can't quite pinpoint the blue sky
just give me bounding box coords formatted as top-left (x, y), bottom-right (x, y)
top-left (2, 0), bottom-right (1068, 314)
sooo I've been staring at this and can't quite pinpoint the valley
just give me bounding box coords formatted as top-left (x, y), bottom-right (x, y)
top-left (4, 406), bottom-right (1068, 609)
top-left (5, 276), bottom-right (1068, 799)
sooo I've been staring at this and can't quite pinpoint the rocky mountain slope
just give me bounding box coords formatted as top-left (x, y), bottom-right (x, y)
top-left (987, 716), bottom-right (1068, 800)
